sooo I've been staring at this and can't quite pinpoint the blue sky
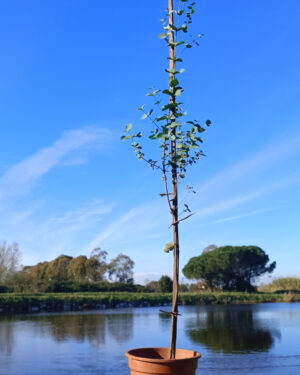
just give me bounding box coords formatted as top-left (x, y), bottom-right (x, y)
top-left (0, 0), bottom-right (299, 284)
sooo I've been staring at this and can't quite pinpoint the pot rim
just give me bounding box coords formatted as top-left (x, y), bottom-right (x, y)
top-left (125, 347), bottom-right (201, 363)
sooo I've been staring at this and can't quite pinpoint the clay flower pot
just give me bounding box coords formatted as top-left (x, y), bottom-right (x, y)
top-left (126, 347), bottom-right (201, 375)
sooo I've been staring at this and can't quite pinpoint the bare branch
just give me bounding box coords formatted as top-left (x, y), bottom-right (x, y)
top-left (169, 212), bottom-right (195, 228)
top-left (140, 156), bottom-right (163, 172)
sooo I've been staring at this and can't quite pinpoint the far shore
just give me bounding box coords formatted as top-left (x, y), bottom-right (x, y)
top-left (0, 291), bottom-right (299, 315)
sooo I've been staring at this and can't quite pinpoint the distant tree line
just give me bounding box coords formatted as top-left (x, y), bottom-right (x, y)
top-left (0, 242), bottom-right (138, 293)
top-left (1, 241), bottom-right (279, 294)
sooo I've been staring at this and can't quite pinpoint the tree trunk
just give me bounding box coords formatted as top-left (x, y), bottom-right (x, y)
top-left (168, 0), bottom-right (179, 360)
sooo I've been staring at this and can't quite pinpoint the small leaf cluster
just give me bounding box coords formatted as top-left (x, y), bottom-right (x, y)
top-left (164, 242), bottom-right (175, 253)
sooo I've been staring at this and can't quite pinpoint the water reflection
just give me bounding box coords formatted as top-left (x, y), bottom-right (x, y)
top-left (0, 317), bottom-right (14, 355)
top-left (106, 313), bottom-right (134, 343)
top-left (0, 311), bottom-right (134, 355)
top-left (33, 314), bottom-right (107, 346)
top-left (158, 311), bottom-right (171, 329)
top-left (185, 306), bottom-right (281, 353)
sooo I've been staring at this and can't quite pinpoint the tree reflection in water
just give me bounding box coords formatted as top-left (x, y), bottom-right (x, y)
top-left (185, 306), bottom-right (281, 353)
top-left (106, 313), bottom-right (134, 343)
top-left (0, 316), bottom-right (14, 355)
top-left (158, 311), bottom-right (171, 329)
top-left (26, 312), bottom-right (134, 347)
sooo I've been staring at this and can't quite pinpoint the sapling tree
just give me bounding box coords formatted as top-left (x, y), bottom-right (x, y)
top-left (122, 0), bottom-right (210, 358)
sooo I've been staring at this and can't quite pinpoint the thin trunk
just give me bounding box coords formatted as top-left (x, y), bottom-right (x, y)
top-left (168, 0), bottom-right (179, 360)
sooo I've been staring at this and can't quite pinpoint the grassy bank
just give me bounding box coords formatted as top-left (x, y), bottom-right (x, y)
top-left (0, 291), bottom-right (299, 314)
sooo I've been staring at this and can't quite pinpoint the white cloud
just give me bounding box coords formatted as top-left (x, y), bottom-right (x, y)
top-left (2, 130), bottom-right (299, 274)
top-left (196, 133), bottom-right (300, 196)
top-left (43, 199), bottom-right (114, 235)
top-left (193, 175), bottom-right (299, 220)
top-left (83, 136), bottom-right (300, 272)
top-left (0, 126), bottom-right (113, 200)
top-left (87, 200), bottom-right (169, 253)
top-left (213, 207), bottom-right (278, 224)
top-left (13, 198), bottom-right (115, 265)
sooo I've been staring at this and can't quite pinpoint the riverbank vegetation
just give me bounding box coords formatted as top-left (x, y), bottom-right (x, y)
top-left (0, 291), bottom-right (299, 314)
top-left (259, 277), bottom-right (300, 293)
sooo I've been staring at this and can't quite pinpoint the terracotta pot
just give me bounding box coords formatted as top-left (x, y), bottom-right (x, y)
top-left (126, 347), bottom-right (201, 375)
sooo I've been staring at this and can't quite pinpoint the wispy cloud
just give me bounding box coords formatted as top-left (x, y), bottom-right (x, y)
top-left (213, 207), bottom-right (279, 224)
top-left (196, 133), bottom-right (300, 196)
top-left (0, 126), bottom-right (113, 200)
top-left (85, 135), bottom-right (300, 264)
top-left (193, 173), bottom-right (299, 220)
top-left (2, 130), bottom-right (299, 273)
top-left (87, 200), bottom-right (169, 253)
top-left (11, 198), bottom-right (115, 265)
top-left (44, 199), bottom-right (114, 234)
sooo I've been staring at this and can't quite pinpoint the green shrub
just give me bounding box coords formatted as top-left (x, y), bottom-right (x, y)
top-left (259, 277), bottom-right (300, 293)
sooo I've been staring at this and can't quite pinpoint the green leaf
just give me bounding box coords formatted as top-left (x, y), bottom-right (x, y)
top-left (168, 77), bottom-right (179, 87)
top-left (175, 88), bottom-right (182, 96)
top-left (158, 33), bottom-right (167, 39)
top-left (156, 116), bottom-right (167, 122)
top-left (165, 68), bottom-right (176, 74)
top-left (181, 24), bottom-right (187, 32)
top-left (169, 24), bottom-right (179, 32)
top-left (162, 89), bottom-right (173, 96)
top-left (205, 120), bottom-right (211, 126)
top-left (167, 57), bottom-right (183, 62)
top-left (125, 123), bottom-right (132, 132)
top-left (121, 135), bottom-right (131, 141)
top-left (141, 109), bottom-right (153, 120)
top-left (167, 121), bottom-right (180, 129)
top-left (162, 103), bottom-right (178, 111)
top-left (135, 104), bottom-right (145, 111)
top-left (179, 173), bottom-right (185, 178)
top-left (174, 41), bottom-right (185, 47)
top-left (146, 89), bottom-right (160, 97)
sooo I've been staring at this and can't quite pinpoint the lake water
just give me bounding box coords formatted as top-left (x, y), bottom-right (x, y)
top-left (1, 303), bottom-right (300, 375)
